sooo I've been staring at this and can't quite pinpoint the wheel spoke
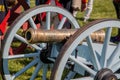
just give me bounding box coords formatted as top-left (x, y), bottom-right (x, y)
top-left (115, 73), bottom-right (120, 79)
top-left (107, 43), bottom-right (120, 68)
top-left (71, 77), bottom-right (93, 80)
top-left (30, 62), bottom-right (43, 80)
top-left (69, 55), bottom-right (96, 76)
top-left (46, 11), bottom-right (51, 29)
top-left (28, 17), bottom-right (37, 29)
top-left (42, 64), bottom-right (48, 80)
top-left (64, 71), bottom-right (76, 80)
top-left (8, 53), bottom-right (39, 59)
top-left (15, 34), bottom-right (28, 44)
top-left (11, 59), bottom-right (39, 79)
top-left (57, 16), bottom-right (67, 29)
top-left (100, 27), bottom-right (112, 68)
top-left (111, 60), bottom-right (120, 72)
top-left (15, 34), bottom-right (42, 50)
top-left (86, 36), bottom-right (101, 70)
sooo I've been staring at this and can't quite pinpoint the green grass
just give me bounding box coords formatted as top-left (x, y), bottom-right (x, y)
top-left (0, 75), bottom-right (2, 80)
top-left (0, 0), bottom-right (119, 80)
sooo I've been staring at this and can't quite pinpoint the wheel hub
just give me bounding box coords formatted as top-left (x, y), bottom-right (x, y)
top-left (40, 49), bottom-right (54, 64)
top-left (94, 68), bottom-right (117, 80)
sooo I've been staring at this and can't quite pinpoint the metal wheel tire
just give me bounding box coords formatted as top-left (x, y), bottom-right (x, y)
top-left (51, 19), bottom-right (120, 80)
top-left (1, 5), bottom-right (80, 80)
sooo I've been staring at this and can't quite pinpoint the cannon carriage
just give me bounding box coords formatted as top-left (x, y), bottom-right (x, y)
top-left (0, 0), bottom-right (120, 80)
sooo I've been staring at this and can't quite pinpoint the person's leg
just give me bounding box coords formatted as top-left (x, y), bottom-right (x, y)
top-left (35, 0), bottom-right (48, 6)
top-left (113, 1), bottom-right (120, 18)
top-left (25, 0), bottom-right (30, 6)
top-left (35, 0), bottom-right (41, 6)
top-left (59, 0), bottom-right (73, 12)
top-left (110, 1), bottom-right (120, 42)
top-left (113, 1), bottom-right (120, 33)
top-left (84, 0), bottom-right (93, 22)
top-left (58, 0), bottom-right (73, 28)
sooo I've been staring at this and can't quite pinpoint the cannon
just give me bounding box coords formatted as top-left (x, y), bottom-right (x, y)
top-left (1, 0), bottom-right (81, 79)
top-left (1, 5), bottom-right (80, 80)
top-left (1, 4), bottom-right (120, 80)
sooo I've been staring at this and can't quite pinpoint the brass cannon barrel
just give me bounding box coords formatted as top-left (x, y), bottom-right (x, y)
top-left (25, 28), bottom-right (105, 44)
top-left (25, 28), bottom-right (77, 43)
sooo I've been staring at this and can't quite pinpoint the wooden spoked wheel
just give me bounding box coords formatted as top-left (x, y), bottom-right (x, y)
top-left (1, 5), bottom-right (80, 80)
top-left (51, 19), bottom-right (120, 80)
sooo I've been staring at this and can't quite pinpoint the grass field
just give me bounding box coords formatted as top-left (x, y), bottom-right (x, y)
top-left (0, 0), bottom-right (118, 80)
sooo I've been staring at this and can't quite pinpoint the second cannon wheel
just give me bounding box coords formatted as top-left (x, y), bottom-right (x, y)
top-left (51, 19), bottom-right (120, 80)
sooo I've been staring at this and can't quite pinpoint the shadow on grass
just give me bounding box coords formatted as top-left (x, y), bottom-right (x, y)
top-left (76, 17), bottom-right (96, 22)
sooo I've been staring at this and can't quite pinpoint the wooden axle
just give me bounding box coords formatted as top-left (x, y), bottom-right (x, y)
top-left (25, 28), bottom-right (105, 44)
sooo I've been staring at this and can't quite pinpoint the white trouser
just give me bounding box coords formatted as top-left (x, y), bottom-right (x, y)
top-left (84, 0), bottom-right (93, 22)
